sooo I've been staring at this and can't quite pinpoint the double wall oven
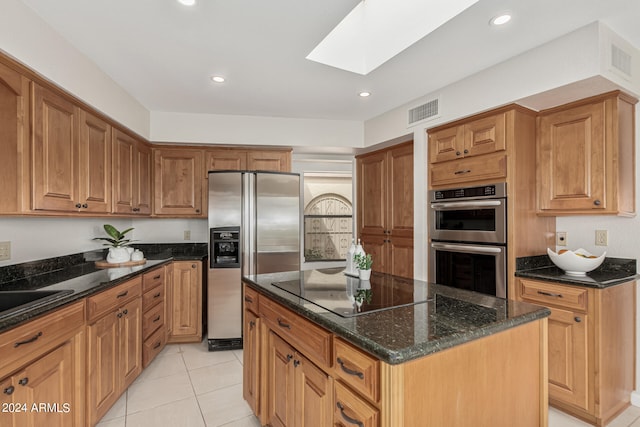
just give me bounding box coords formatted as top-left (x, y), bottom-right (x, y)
top-left (428, 183), bottom-right (507, 298)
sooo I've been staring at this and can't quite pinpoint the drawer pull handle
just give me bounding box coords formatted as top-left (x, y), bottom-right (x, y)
top-left (454, 169), bottom-right (471, 175)
top-left (537, 291), bottom-right (562, 298)
top-left (154, 292), bottom-right (161, 298)
top-left (153, 315), bottom-right (161, 323)
top-left (14, 331), bottom-right (42, 348)
top-left (336, 402), bottom-right (364, 427)
top-left (117, 290), bottom-right (129, 298)
top-left (244, 296), bottom-right (254, 303)
top-left (18, 377), bottom-right (28, 386)
top-left (153, 275), bottom-right (161, 280)
top-left (337, 358), bottom-right (365, 379)
top-left (153, 341), bottom-right (162, 349)
top-left (277, 318), bottom-right (291, 329)
top-left (4, 386), bottom-right (14, 395)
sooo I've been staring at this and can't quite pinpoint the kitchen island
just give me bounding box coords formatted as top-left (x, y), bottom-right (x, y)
top-left (242, 269), bottom-right (551, 427)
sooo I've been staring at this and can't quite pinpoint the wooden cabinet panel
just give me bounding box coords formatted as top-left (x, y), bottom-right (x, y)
top-left (32, 83), bottom-right (80, 211)
top-left (547, 306), bottom-right (589, 410)
top-left (112, 129), bottom-right (150, 215)
top-left (78, 110), bottom-right (111, 213)
top-left (334, 338), bottom-right (380, 403)
top-left (243, 309), bottom-right (260, 416)
top-left (296, 352), bottom-right (332, 427)
top-left (247, 150), bottom-right (291, 172)
top-left (429, 152), bottom-right (507, 187)
top-left (0, 60), bottom-right (30, 214)
top-left (334, 381), bottom-right (379, 427)
top-left (357, 142), bottom-right (414, 278)
top-left (266, 331), bottom-right (296, 427)
top-left (167, 261), bottom-right (202, 343)
top-left (87, 279), bottom-right (142, 426)
top-left (463, 112), bottom-right (506, 157)
top-left (153, 148), bottom-right (203, 216)
top-left (428, 126), bottom-right (463, 164)
top-left (206, 149), bottom-right (247, 171)
top-left (142, 326), bottom-right (166, 368)
top-left (537, 91), bottom-right (637, 216)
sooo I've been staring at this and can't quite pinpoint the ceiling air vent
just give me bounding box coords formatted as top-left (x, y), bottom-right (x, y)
top-left (611, 43), bottom-right (632, 78)
top-left (408, 97), bottom-right (439, 126)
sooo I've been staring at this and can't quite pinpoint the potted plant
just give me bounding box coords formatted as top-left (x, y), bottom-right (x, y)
top-left (93, 224), bottom-right (135, 264)
top-left (353, 253), bottom-right (373, 280)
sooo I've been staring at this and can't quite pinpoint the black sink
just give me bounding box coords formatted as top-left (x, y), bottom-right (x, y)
top-left (0, 290), bottom-right (74, 318)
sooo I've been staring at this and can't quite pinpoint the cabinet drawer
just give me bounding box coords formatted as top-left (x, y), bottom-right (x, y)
top-left (142, 267), bottom-right (165, 292)
top-left (334, 338), bottom-right (380, 403)
top-left (334, 381), bottom-right (380, 427)
top-left (0, 300), bottom-right (84, 377)
top-left (142, 283), bottom-right (164, 311)
top-left (519, 279), bottom-right (588, 312)
top-left (143, 325), bottom-right (167, 368)
top-left (243, 285), bottom-right (259, 315)
top-left (429, 152), bottom-right (506, 187)
top-left (259, 296), bottom-right (331, 368)
top-left (87, 277), bottom-right (142, 322)
top-left (142, 301), bottom-right (165, 340)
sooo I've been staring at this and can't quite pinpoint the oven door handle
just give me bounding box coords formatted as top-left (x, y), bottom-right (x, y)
top-left (431, 242), bottom-right (503, 254)
top-left (430, 200), bottom-right (502, 209)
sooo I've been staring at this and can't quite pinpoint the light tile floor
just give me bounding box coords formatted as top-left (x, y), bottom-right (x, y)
top-left (97, 340), bottom-right (640, 427)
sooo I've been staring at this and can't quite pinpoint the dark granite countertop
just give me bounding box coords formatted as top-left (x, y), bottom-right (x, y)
top-left (243, 269), bottom-right (550, 365)
top-left (0, 243), bottom-right (207, 334)
top-left (515, 255), bottom-right (639, 288)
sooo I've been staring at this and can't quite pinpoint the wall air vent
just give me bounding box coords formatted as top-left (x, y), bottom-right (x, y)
top-left (408, 97), bottom-right (440, 127)
top-left (611, 43), bottom-right (632, 78)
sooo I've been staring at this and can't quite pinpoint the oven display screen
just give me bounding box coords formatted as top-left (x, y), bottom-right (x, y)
top-left (435, 209), bottom-right (496, 232)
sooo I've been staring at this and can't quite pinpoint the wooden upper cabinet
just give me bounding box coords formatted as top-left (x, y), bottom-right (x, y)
top-left (78, 110), bottom-right (112, 213)
top-left (154, 148), bottom-right (203, 216)
top-left (537, 91), bottom-right (637, 216)
top-left (0, 60), bottom-right (30, 214)
top-left (112, 128), bottom-right (151, 215)
top-left (32, 83), bottom-right (80, 212)
top-left (388, 143), bottom-right (414, 238)
top-left (429, 112), bottom-right (506, 164)
top-left (247, 150), bottom-right (291, 172)
top-left (206, 149), bottom-right (247, 172)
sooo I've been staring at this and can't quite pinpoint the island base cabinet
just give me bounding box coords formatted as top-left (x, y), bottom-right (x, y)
top-left (334, 381), bottom-right (379, 427)
top-left (242, 309), bottom-right (260, 417)
top-left (393, 320), bottom-right (547, 427)
top-left (265, 331), bottom-right (332, 427)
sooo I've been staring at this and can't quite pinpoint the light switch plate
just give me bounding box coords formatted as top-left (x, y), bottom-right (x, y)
top-left (0, 241), bottom-right (11, 261)
top-left (184, 230), bottom-right (191, 240)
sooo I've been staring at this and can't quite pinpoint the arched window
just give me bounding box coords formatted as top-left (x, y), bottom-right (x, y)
top-left (304, 194), bottom-right (353, 261)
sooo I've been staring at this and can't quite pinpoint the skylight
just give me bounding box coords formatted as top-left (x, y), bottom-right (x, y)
top-left (306, 0), bottom-right (479, 75)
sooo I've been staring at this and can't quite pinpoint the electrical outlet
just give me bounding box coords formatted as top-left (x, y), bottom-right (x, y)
top-left (556, 232), bottom-right (567, 246)
top-left (184, 230), bottom-right (191, 241)
top-left (0, 241), bottom-right (11, 261)
top-left (595, 230), bottom-right (608, 246)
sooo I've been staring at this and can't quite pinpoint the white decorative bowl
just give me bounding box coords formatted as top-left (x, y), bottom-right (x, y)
top-left (547, 248), bottom-right (606, 276)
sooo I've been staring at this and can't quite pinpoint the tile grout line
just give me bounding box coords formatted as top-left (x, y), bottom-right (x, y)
top-left (182, 344), bottom-right (209, 426)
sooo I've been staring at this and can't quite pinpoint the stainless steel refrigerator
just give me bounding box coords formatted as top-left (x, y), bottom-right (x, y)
top-left (207, 171), bottom-right (300, 351)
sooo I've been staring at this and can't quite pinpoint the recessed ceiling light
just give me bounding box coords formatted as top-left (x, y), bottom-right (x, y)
top-left (490, 13), bottom-right (512, 26)
top-left (177, 0), bottom-right (196, 6)
top-left (211, 76), bottom-right (225, 83)
top-left (359, 92), bottom-right (371, 97)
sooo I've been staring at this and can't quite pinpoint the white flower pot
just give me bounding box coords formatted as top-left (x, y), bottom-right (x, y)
top-left (107, 247), bottom-right (130, 264)
top-left (358, 269), bottom-right (372, 280)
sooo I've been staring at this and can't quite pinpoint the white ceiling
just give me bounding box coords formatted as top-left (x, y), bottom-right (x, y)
top-left (18, 0), bottom-right (640, 122)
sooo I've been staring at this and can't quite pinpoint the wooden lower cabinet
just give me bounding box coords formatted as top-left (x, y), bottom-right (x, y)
top-left (0, 301), bottom-right (85, 427)
top-left (360, 234), bottom-right (413, 279)
top-left (245, 283), bottom-right (548, 427)
top-left (517, 278), bottom-right (635, 426)
top-left (167, 261), bottom-right (203, 343)
top-left (265, 331), bottom-right (332, 427)
top-left (87, 279), bottom-right (142, 426)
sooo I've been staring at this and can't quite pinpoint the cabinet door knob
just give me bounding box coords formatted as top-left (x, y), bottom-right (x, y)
top-left (18, 377), bottom-right (28, 386)
top-left (249, 320), bottom-right (256, 329)
top-left (195, 209), bottom-right (201, 213)
top-left (455, 151), bottom-right (461, 156)
top-left (293, 359), bottom-right (300, 368)
top-left (336, 402), bottom-right (364, 427)
top-left (192, 264), bottom-right (197, 268)
top-left (574, 316), bottom-right (582, 323)
top-left (75, 203), bottom-right (82, 208)
top-left (82, 203), bottom-right (88, 209)
top-left (286, 354), bottom-right (293, 362)
top-left (117, 312), bottom-right (123, 318)
top-left (3, 385), bottom-right (14, 395)
top-left (594, 199), bottom-right (601, 206)
top-left (463, 149), bottom-right (469, 154)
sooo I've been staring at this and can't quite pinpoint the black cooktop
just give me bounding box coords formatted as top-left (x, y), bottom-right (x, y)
top-left (272, 269), bottom-right (431, 317)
